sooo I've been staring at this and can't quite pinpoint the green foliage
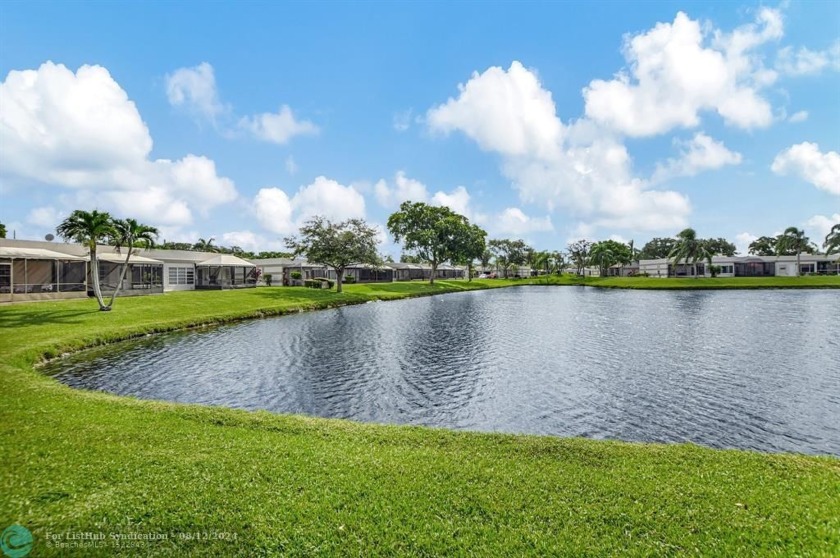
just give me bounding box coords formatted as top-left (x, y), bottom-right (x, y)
top-left (567, 239), bottom-right (592, 276)
top-left (639, 237), bottom-right (676, 260)
top-left (748, 236), bottom-right (778, 256)
top-left (824, 223), bottom-right (840, 256)
top-left (589, 240), bottom-right (633, 276)
top-left (668, 228), bottom-right (711, 277)
top-left (387, 201), bottom-right (478, 284)
top-left (488, 239), bottom-right (530, 277)
top-left (285, 216), bottom-right (380, 293)
top-left (704, 237), bottom-right (737, 257)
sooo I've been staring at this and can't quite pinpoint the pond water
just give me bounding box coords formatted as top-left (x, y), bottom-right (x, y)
top-left (47, 287), bottom-right (840, 455)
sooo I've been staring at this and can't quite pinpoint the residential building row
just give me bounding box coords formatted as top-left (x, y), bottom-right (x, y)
top-left (1, 238), bottom-right (836, 303)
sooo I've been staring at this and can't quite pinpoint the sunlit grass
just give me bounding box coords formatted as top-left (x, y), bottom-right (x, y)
top-left (1, 281), bottom-right (838, 556)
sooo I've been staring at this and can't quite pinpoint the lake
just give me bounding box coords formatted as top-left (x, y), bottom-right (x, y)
top-left (46, 286), bottom-right (840, 455)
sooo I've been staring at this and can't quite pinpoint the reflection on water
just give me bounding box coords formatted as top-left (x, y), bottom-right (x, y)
top-left (47, 287), bottom-right (840, 455)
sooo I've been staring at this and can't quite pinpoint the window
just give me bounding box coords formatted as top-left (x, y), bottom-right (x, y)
top-left (168, 266), bottom-right (195, 285)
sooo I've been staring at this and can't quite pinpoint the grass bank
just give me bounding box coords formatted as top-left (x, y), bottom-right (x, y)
top-left (531, 274), bottom-right (840, 289)
top-left (1, 282), bottom-right (838, 556)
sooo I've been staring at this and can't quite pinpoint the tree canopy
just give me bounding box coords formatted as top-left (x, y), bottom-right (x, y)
top-left (284, 216), bottom-right (380, 293)
top-left (387, 201), bottom-right (479, 284)
top-left (488, 239), bottom-right (530, 277)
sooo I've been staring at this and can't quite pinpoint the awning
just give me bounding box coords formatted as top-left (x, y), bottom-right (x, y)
top-left (0, 247), bottom-right (87, 260)
top-left (197, 254), bottom-right (256, 267)
top-left (96, 253), bottom-right (163, 264)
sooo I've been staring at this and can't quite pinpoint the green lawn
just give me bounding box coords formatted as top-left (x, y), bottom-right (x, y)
top-left (1, 282), bottom-right (838, 556)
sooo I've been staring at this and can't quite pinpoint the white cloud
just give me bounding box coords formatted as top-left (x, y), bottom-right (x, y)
top-left (393, 109), bottom-right (413, 132)
top-left (254, 176), bottom-right (366, 235)
top-left (776, 42), bottom-right (840, 76)
top-left (431, 186), bottom-right (474, 218)
top-left (239, 105), bottom-right (318, 144)
top-left (652, 132), bottom-right (742, 182)
top-left (805, 214), bottom-right (840, 246)
top-left (428, 61), bottom-right (562, 158)
top-left (495, 207), bottom-right (554, 235)
top-left (374, 171), bottom-right (429, 208)
top-left (26, 206), bottom-right (66, 228)
top-left (0, 62), bottom-right (238, 229)
top-left (285, 155), bottom-right (298, 175)
top-left (427, 62), bottom-right (691, 232)
top-left (788, 110), bottom-right (808, 123)
top-left (771, 142), bottom-right (840, 195)
top-left (165, 62), bottom-right (226, 122)
top-left (735, 232), bottom-right (758, 255)
top-left (583, 9), bottom-right (781, 136)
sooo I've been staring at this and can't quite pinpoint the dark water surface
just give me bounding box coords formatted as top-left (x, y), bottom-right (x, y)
top-left (47, 287), bottom-right (840, 455)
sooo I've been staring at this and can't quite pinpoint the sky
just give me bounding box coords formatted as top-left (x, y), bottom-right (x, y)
top-left (1, 1), bottom-right (838, 256)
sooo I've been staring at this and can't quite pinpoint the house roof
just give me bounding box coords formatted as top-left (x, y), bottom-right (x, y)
top-left (197, 254), bottom-right (255, 267)
top-left (96, 253), bottom-right (163, 264)
top-left (0, 246), bottom-right (87, 260)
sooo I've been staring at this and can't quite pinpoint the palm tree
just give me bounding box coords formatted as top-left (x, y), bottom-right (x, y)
top-left (775, 227), bottom-right (810, 276)
top-left (824, 223), bottom-right (840, 257)
top-left (106, 218), bottom-right (159, 308)
top-left (194, 237), bottom-right (217, 252)
top-left (668, 228), bottom-right (710, 278)
top-left (56, 210), bottom-right (115, 311)
top-left (588, 243), bottom-right (615, 277)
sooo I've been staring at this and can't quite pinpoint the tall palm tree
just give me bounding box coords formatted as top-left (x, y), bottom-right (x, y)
top-left (824, 223), bottom-right (840, 257)
top-left (194, 237), bottom-right (217, 252)
top-left (668, 228), bottom-right (710, 278)
top-left (588, 243), bottom-right (615, 277)
top-left (106, 218), bottom-right (159, 308)
top-left (56, 210), bottom-right (115, 311)
top-left (775, 227), bottom-right (810, 276)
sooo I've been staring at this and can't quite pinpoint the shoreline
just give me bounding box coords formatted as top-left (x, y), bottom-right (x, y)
top-left (2, 280), bottom-right (838, 556)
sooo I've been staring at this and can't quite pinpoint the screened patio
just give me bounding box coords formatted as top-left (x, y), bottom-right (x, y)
top-left (0, 247), bottom-right (88, 303)
top-left (195, 254), bottom-right (258, 289)
top-left (96, 253), bottom-right (164, 296)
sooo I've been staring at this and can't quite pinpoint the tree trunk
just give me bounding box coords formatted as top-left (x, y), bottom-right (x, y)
top-left (106, 249), bottom-right (133, 308)
top-left (89, 246), bottom-right (109, 311)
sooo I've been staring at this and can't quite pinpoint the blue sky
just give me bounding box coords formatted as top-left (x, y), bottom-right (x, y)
top-left (1, 1), bottom-right (838, 255)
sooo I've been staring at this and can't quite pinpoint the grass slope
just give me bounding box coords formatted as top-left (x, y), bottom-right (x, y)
top-left (1, 282), bottom-right (838, 556)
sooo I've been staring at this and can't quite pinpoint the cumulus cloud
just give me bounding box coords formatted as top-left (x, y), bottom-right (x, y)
top-left (373, 171), bottom-right (429, 208)
top-left (427, 62), bottom-right (691, 231)
top-left (0, 62), bottom-right (238, 229)
top-left (254, 176), bottom-right (366, 235)
top-left (239, 105), bottom-right (319, 144)
top-left (788, 110), bottom-right (808, 123)
top-left (583, 9), bottom-right (781, 136)
top-left (776, 42), bottom-right (840, 76)
top-left (771, 142), bottom-right (840, 195)
top-left (495, 207), bottom-right (554, 235)
top-left (26, 206), bottom-right (66, 228)
top-left (428, 61), bottom-right (562, 158)
top-left (651, 132), bottom-right (742, 183)
top-left (735, 232), bottom-right (758, 255)
top-left (165, 62), bottom-right (227, 122)
top-left (805, 213), bottom-right (840, 245)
